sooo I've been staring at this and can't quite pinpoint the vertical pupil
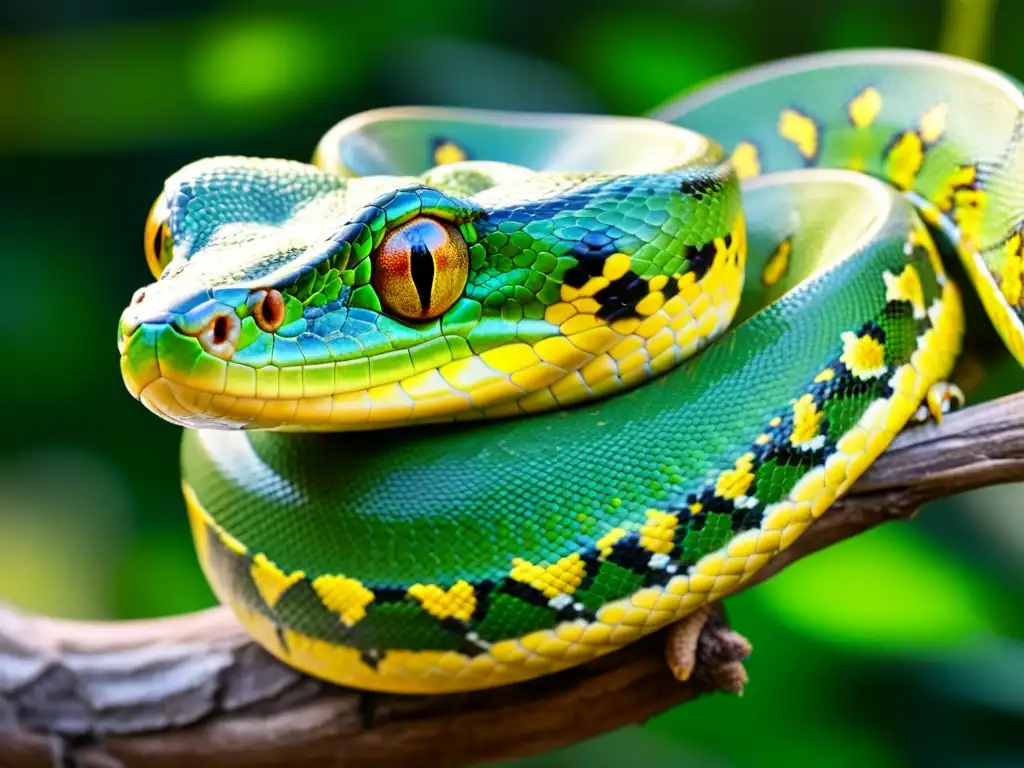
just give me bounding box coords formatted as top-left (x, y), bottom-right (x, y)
top-left (152, 229), bottom-right (164, 261)
top-left (409, 239), bottom-right (435, 313)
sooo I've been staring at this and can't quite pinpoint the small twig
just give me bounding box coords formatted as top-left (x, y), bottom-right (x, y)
top-left (2, 391), bottom-right (1023, 768)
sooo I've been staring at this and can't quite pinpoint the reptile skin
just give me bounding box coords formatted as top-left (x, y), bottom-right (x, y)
top-left (118, 49), bottom-right (1024, 693)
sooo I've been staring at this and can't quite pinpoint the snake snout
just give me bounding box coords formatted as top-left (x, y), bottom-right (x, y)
top-left (117, 301), bottom-right (171, 354)
top-left (118, 284), bottom-right (254, 426)
top-left (118, 284), bottom-right (205, 348)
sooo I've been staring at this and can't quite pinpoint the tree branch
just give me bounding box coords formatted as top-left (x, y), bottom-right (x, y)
top-left (3, 391), bottom-right (1024, 768)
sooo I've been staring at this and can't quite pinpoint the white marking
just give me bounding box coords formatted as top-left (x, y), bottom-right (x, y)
top-left (794, 435), bottom-right (827, 452)
top-left (196, 430), bottom-right (308, 506)
top-left (548, 594), bottom-right (573, 611)
top-left (464, 631), bottom-right (491, 649)
top-left (648, 553), bottom-right (671, 570)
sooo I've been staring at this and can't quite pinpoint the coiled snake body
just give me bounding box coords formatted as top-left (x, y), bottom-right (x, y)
top-left (118, 50), bottom-right (1024, 693)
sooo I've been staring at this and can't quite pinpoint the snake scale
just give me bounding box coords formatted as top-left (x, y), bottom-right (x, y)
top-left (117, 50), bottom-right (1024, 694)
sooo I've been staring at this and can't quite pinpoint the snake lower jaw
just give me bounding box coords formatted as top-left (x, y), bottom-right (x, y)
top-left (126, 372), bottom-right (362, 431)
top-left (126, 372), bottom-right (559, 431)
top-left (121, 361), bottom-right (491, 432)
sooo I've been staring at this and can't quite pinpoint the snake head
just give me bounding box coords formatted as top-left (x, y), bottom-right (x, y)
top-left (119, 111), bottom-right (744, 431)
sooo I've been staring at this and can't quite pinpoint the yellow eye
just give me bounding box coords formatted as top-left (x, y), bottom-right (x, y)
top-left (374, 217), bottom-right (469, 320)
top-left (144, 194), bottom-right (173, 280)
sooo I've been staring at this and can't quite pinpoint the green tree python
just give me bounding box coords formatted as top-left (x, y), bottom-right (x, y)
top-left (117, 50), bottom-right (1024, 694)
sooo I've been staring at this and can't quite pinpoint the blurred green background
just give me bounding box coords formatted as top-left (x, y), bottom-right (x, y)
top-left (1, 0), bottom-right (1021, 765)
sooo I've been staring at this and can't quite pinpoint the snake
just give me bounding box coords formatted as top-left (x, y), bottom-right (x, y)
top-left (117, 49), bottom-right (1024, 694)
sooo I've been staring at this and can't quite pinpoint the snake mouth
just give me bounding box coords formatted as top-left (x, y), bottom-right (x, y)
top-left (119, 323), bottom-right (428, 431)
top-left (118, 321), bottom-right (551, 431)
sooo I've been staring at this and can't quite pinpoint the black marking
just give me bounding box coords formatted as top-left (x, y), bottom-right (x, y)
top-left (563, 264), bottom-right (594, 288)
top-left (601, 305), bottom-right (639, 323)
top-left (564, 236), bottom-right (621, 288)
top-left (604, 532), bottom-right (655, 575)
top-left (456, 633), bottom-right (491, 657)
top-left (826, 360), bottom-right (877, 399)
top-left (360, 648), bottom-right (382, 670)
top-left (275, 624), bottom-right (290, 654)
top-left (440, 617), bottom-right (469, 635)
top-left (372, 585), bottom-right (410, 604)
top-left (409, 238), bottom-right (435, 313)
top-left (734, 500), bottom-right (766, 532)
top-left (576, 544), bottom-right (603, 593)
top-left (594, 272), bottom-right (649, 321)
top-left (470, 579), bottom-right (496, 623)
top-left (663, 274), bottom-right (681, 300)
top-left (883, 297), bottom-right (915, 326)
top-left (497, 578), bottom-right (552, 609)
top-left (859, 321), bottom-right (886, 344)
top-left (683, 488), bottom-right (741, 519)
top-left (645, 569), bottom-right (674, 588)
top-left (430, 618), bottom-right (490, 657)
top-left (686, 241), bottom-right (717, 280)
top-left (553, 602), bottom-right (597, 623)
top-left (770, 441), bottom-right (830, 468)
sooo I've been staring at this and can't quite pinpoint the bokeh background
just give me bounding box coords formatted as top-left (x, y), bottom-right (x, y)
top-left (1, 0), bottom-right (1022, 765)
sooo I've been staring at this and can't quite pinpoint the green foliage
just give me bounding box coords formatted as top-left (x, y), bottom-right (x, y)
top-left (756, 525), bottom-right (1007, 651)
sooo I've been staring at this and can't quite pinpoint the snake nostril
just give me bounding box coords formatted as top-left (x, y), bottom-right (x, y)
top-left (132, 288), bottom-right (147, 305)
top-left (253, 288), bottom-right (286, 333)
top-left (198, 312), bottom-right (240, 360)
top-left (212, 315), bottom-right (230, 345)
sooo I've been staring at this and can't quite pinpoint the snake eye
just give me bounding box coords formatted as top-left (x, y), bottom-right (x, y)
top-left (374, 217), bottom-right (469, 321)
top-left (144, 194), bottom-right (173, 280)
top-left (251, 289), bottom-right (287, 333)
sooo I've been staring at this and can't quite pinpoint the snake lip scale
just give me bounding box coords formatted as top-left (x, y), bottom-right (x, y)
top-left (119, 48), bottom-right (1023, 694)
